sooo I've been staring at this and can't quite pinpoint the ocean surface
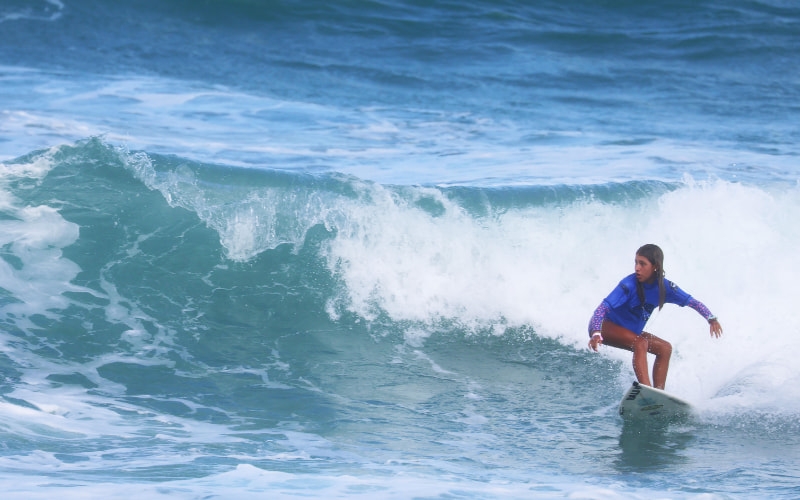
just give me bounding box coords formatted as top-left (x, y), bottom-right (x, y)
top-left (1, 0), bottom-right (799, 498)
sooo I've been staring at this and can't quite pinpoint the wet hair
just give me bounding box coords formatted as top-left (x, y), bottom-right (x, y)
top-left (636, 243), bottom-right (666, 310)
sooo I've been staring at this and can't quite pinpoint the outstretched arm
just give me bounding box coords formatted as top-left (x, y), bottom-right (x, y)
top-left (687, 298), bottom-right (723, 338)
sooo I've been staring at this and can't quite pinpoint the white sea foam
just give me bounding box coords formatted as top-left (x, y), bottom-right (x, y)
top-left (0, 0), bottom-right (63, 24)
top-left (0, 149), bottom-right (86, 326)
top-left (0, 462), bottom-right (706, 500)
top-left (322, 178), bottom-right (800, 416)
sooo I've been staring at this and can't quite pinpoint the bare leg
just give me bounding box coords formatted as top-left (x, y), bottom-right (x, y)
top-left (601, 321), bottom-right (673, 389)
top-left (641, 332), bottom-right (672, 389)
top-left (630, 334), bottom-right (652, 387)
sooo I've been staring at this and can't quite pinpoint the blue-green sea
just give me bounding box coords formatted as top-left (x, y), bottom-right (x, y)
top-left (1, 1), bottom-right (799, 498)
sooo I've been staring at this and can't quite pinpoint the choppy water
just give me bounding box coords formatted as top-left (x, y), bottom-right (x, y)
top-left (1, 0), bottom-right (799, 498)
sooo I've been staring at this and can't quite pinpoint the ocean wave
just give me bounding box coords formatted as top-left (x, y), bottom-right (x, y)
top-left (0, 129), bottom-right (799, 495)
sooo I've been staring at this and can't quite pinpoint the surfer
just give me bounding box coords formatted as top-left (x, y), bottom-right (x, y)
top-left (587, 244), bottom-right (722, 389)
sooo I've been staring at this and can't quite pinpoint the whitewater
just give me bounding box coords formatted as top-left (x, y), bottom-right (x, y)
top-left (1, 0), bottom-right (799, 498)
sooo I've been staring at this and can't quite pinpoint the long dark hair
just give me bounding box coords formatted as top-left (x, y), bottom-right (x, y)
top-left (636, 243), bottom-right (666, 310)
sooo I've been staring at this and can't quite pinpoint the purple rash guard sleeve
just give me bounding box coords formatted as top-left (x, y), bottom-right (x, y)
top-left (588, 302), bottom-right (610, 336)
top-left (687, 297), bottom-right (715, 321)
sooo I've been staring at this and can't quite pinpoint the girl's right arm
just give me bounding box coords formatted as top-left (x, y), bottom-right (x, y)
top-left (587, 302), bottom-right (609, 351)
top-left (588, 302), bottom-right (609, 336)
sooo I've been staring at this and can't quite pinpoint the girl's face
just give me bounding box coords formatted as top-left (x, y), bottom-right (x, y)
top-left (635, 254), bottom-right (657, 283)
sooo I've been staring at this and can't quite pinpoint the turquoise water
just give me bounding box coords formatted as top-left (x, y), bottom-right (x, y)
top-left (1, 1), bottom-right (800, 498)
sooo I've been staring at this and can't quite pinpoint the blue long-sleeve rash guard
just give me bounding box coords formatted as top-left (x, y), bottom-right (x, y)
top-left (588, 273), bottom-right (714, 336)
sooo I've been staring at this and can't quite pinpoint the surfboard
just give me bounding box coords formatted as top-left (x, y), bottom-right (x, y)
top-left (618, 381), bottom-right (692, 422)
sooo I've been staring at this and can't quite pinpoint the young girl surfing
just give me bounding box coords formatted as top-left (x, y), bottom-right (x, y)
top-left (587, 244), bottom-right (723, 389)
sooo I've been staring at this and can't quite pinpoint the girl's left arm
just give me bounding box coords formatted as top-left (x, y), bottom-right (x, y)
top-left (687, 298), bottom-right (723, 338)
top-left (687, 298), bottom-right (714, 320)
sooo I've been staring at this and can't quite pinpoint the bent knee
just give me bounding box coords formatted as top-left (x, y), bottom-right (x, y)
top-left (632, 335), bottom-right (650, 354)
top-left (650, 338), bottom-right (672, 357)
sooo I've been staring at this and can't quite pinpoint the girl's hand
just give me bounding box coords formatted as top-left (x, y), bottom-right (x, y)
top-left (588, 332), bottom-right (603, 351)
top-left (709, 319), bottom-right (723, 338)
